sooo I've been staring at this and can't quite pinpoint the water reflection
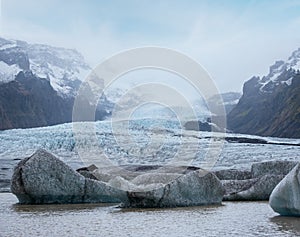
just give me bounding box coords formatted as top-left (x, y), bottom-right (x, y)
top-left (118, 204), bottom-right (224, 213)
top-left (270, 215), bottom-right (300, 235)
top-left (12, 202), bottom-right (117, 214)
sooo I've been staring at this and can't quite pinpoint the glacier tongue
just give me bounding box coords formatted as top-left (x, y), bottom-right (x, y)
top-left (0, 120), bottom-right (299, 173)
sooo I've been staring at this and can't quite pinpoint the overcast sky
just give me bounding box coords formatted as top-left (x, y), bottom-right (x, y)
top-left (1, 0), bottom-right (300, 93)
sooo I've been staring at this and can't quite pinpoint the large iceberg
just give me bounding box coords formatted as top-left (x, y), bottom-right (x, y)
top-left (123, 169), bottom-right (224, 208)
top-left (79, 164), bottom-right (225, 207)
top-left (11, 149), bottom-right (224, 207)
top-left (11, 149), bottom-right (127, 204)
top-left (269, 163), bottom-right (300, 216)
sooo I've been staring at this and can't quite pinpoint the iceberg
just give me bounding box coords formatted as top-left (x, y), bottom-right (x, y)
top-left (269, 163), bottom-right (300, 216)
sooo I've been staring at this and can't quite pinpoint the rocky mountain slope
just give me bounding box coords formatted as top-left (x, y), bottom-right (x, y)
top-left (0, 37), bottom-right (109, 130)
top-left (227, 48), bottom-right (300, 138)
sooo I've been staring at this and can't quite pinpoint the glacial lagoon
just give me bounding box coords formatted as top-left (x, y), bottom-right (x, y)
top-left (0, 120), bottom-right (300, 236)
top-left (1, 193), bottom-right (300, 237)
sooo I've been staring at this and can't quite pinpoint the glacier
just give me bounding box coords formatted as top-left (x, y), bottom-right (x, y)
top-left (0, 119), bottom-right (299, 173)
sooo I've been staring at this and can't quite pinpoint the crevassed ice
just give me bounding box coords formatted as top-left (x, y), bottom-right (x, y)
top-left (0, 119), bottom-right (299, 170)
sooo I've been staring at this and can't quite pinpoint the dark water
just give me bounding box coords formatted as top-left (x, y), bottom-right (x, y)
top-left (1, 193), bottom-right (299, 237)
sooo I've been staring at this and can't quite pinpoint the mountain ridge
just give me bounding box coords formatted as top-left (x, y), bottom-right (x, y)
top-left (0, 37), bottom-right (109, 130)
top-left (0, 37), bottom-right (90, 97)
top-left (227, 48), bottom-right (300, 138)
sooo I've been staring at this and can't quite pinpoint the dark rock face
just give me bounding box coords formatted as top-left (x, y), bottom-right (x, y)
top-left (11, 149), bottom-right (127, 204)
top-left (0, 71), bottom-right (73, 129)
top-left (227, 48), bottom-right (300, 138)
top-left (0, 71), bottom-right (110, 130)
top-left (227, 72), bottom-right (300, 138)
top-left (0, 37), bottom-right (111, 130)
top-left (270, 163), bottom-right (300, 216)
top-left (0, 45), bottom-right (29, 70)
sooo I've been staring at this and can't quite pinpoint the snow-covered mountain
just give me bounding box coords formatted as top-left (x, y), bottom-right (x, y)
top-left (0, 37), bottom-right (91, 97)
top-left (258, 48), bottom-right (300, 93)
top-left (0, 37), bottom-right (111, 130)
top-left (228, 48), bottom-right (300, 138)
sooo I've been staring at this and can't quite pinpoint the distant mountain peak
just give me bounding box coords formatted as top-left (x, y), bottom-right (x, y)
top-left (258, 48), bottom-right (300, 93)
top-left (228, 47), bottom-right (300, 138)
top-left (0, 37), bottom-right (91, 97)
top-left (289, 47), bottom-right (300, 60)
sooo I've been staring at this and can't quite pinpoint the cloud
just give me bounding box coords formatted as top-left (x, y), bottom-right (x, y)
top-left (179, 3), bottom-right (300, 92)
top-left (1, 0), bottom-right (300, 93)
